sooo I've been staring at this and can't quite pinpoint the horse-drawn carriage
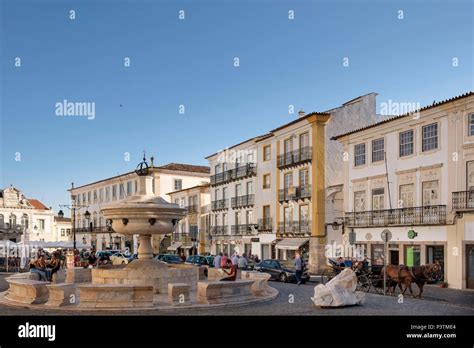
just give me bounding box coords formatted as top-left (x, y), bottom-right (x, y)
top-left (322, 258), bottom-right (442, 297)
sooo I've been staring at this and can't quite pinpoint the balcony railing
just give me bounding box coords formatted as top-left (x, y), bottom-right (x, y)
top-left (210, 225), bottom-right (228, 236)
top-left (277, 220), bottom-right (312, 237)
top-left (210, 163), bottom-right (257, 186)
top-left (345, 205), bottom-right (447, 227)
top-left (257, 218), bottom-right (273, 232)
top-left (452, 191), bottom-right (474, 210)
top-left (186, 205), bottom-right (199, 214)
top-left (211, 199), bottom-right (228, 211)
top-left (231, 224), bottom-right (254, 235)
top-left (74, 226), bottom-right (112, 233)
top-left (0, 223), bottom-right (24, 231)
top-left (278, 185), bottom-right (311, 202)
top-left (231, 194), bottom-right (255, 209)
top-left (277, 146), bottom-right (312, 169)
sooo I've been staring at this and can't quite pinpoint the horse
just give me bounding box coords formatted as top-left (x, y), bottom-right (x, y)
top-left (410, 262), bottom-right (442, 298)
top-left (382, 264), bottom-right (415, 296)
top-left (383, 262), bottom-right (442, 298)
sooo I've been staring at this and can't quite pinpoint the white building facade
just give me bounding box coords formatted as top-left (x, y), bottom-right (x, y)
top-left (206, 93), bottom-right (381, 272)
top-left (167, 184), bottom-right (211, 256)
top-left (69, 162), bottom-right (210, 253)
top-left (333, 91), bottom-right (474, 289)
top-left (0, 186), bottom-right (56, 243)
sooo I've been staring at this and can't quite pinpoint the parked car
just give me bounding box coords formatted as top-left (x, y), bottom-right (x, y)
top-left (110, 252), bottom-right (134, 265)
top-left (154, 254), bottom-right (183, 264)
top-left (185, 255), bottom-right (214, 267)
top-left (255, 259), bottom-right (310, 283)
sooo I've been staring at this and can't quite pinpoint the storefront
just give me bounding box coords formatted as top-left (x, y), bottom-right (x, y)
top-left (275, 238), bottom-right (309, 260)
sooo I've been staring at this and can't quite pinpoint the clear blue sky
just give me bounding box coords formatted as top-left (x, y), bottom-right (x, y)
top-left (0, 0), bottom-right (472, 214)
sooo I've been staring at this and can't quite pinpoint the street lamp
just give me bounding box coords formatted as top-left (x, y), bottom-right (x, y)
top-left (58, 210), bottom-right (64, 219)
top-left (60, 184), bottom-right (90, 250)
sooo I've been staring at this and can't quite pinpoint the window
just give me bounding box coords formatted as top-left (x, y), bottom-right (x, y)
top-left (214, 189), bottom-right (220, 201)
top-left (422, 180), bottom-right (439, 206)
top-left (77, 195), bottom-right (81, 205)
top-left (87, 192), bottom-right (91, 204)
top-left (372, 138), bottom-right (384, 162)
top-left (246, 210), bottom-right (253, 225)
top-left (299, 132), bottom-right (309, 149)
top-left (66, 229), bottom-right (71, 236)
top-left (223, 213), bottom-right (228, 226)
top-left (372, 188), bottom-right (385, 210)
top-left (9, 214), bottom-right (17, 227)
top-left (263, 205), bottom-right (270, 220)
top-left (263, 145), bottom-right (271, 161)
top-left (371, 244), bottom-right (385, 265)
top-left (235, 183), bottom-right (242, 197)
top-left (99, 188), bottom-right (104, 202)
top-left (93, 190), bottom-right (97, 203)
top-left (263, 174), bottom-right (271, 189)
top-left (354, 143), bottom-right (366, 167)
top-left (422, 123), bottom-right (438, 152)
top-left (284, 173), bottom-right (293, 189)
top-left (135, 180), bottom-right (138, 193)
top-left (215, 164), bottom-right (221, 174)
top-left (399, 130), bottom-right (414, 157)
top-left (82, 193), bottom-right (86, 204)
top-left (246, 181), bottom-right (253, 195)
top-left (354, 191), bottom-right (366, 212)
top-left (112, 185), bottom-right (117, 200)
top-left (399, 184), bottom-right (414, 208)
top-left (61, 229), bottom-right (66, 237)
top-left (469, 113), bottom-right (474, 136)
top-left (174, 179), bottom-right (182, 190)
top-left (283, 207), bottom-right (292, 226)
top-left (468, 161), bottom-right (474, 190)
top-left (105, 187), bottom-right (110, 202)
top-left (299, 205), bottom-right (309, 222)
top-left (126, 181), bottom-right (132, 195)
top-left (299, 169), bottom-right (309, 187)
top-left (38, 219), bottom-right (45, 230)
top-left (119, 184), bottom-right (125, 199)
top-left (284, 138), bottom-right (293, 154)
top-left (21, 214), bottom-right (29, 228)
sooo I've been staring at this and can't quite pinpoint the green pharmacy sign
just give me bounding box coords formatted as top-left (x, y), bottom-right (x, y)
top-left (408, 229), bottom-right (418, 239)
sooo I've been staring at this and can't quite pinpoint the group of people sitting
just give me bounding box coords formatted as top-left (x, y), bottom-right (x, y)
top-left (29, 249), bottom-right (64, 281)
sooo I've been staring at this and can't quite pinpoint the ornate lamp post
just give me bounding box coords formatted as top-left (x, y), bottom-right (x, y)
top-left (59, 184), bottom-right (90, 250)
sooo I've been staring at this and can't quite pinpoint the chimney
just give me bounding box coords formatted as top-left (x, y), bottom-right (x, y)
top-left (298, 109), bottom-right (305, 118)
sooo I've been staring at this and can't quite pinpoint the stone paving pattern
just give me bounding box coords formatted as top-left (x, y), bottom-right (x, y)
top-left (0, 274), bottom-right (472, 316)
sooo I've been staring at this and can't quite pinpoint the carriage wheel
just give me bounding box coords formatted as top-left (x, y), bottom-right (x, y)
top-left (356, 275), bottom-right (370, 292)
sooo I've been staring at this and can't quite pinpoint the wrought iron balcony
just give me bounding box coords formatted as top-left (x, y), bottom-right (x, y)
top-left (452, 191), bottom-right (474, 210)
top-left (74, 226), bottom-right (112, 233)
top-left (211, 199), bottom-right (228, 211)
top-left (278, 185), bottom-right (311, 202)
top-left (210, 225), bottom-right (228, 236)
top-left (257, 218), bottom-right (273, 232)
top-left (277, 220), bottom-right (311, 237)
top-left (231, 224), bottom-right (253, 235)
top-left (186, 205), bottom-right (199, 214)
top-left (210, 163), bottom-right (257, 186)
top-left (0, 223), bottom-right (24, 232)
top-left (231, 194), bottom-right (255, 209)
top-left (344, 205), bottom-right (447, 227)
top-left (277, 146), bottom-right (312, 169)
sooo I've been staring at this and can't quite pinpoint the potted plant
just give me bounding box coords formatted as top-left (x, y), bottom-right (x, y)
top-left (440, 281), bottom-right (448, 288)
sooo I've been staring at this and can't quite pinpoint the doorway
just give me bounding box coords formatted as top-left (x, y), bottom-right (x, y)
top-left (467, 245), bottom-right (474, 289)
top-left (389, 250), bottom-right (399, 265)
top-left (426, 245), bottom-right (444, 281)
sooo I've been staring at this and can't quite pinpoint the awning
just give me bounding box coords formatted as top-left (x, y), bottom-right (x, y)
top-left (275, 238), bottom-right (309, 250)
top-left (181, 244), bottom-right (194, 249)
top-left (167, 242), bottom-right (182, 251)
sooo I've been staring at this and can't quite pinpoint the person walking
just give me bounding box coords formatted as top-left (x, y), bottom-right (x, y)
top-left (294, 252), bottom-right (303, 285)
top-left (220, 253), bottom-right (228, 268)
top-left (238, 254), bottom-right (248, 270)
top-left (214, 252), bottom-right (222, 269)
top-left (231, 253), bottom-right (239, 266)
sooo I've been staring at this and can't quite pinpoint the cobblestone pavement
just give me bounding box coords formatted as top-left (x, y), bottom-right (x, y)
top-left (0, 275), bottom-right (472, 316)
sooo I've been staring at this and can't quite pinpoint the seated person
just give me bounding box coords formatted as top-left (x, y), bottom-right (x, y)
top-left (29, 261), bottom-right (48, 281)
top-left (87, 252), bottom-right (98, 268)
top-left (46, 254), bottom-right (61, 281)
top-left (220, 259), bottom-right (237, 281)
top-left (343, 259), bottom-right (353, 268)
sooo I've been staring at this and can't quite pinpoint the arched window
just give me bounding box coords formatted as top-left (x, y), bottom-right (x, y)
top-left (21, 214), bottom-right (29, 229)
top-left (0, 214), bottom-right (4, 227)
top-left (9, 214), bottom-right (17, 228)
